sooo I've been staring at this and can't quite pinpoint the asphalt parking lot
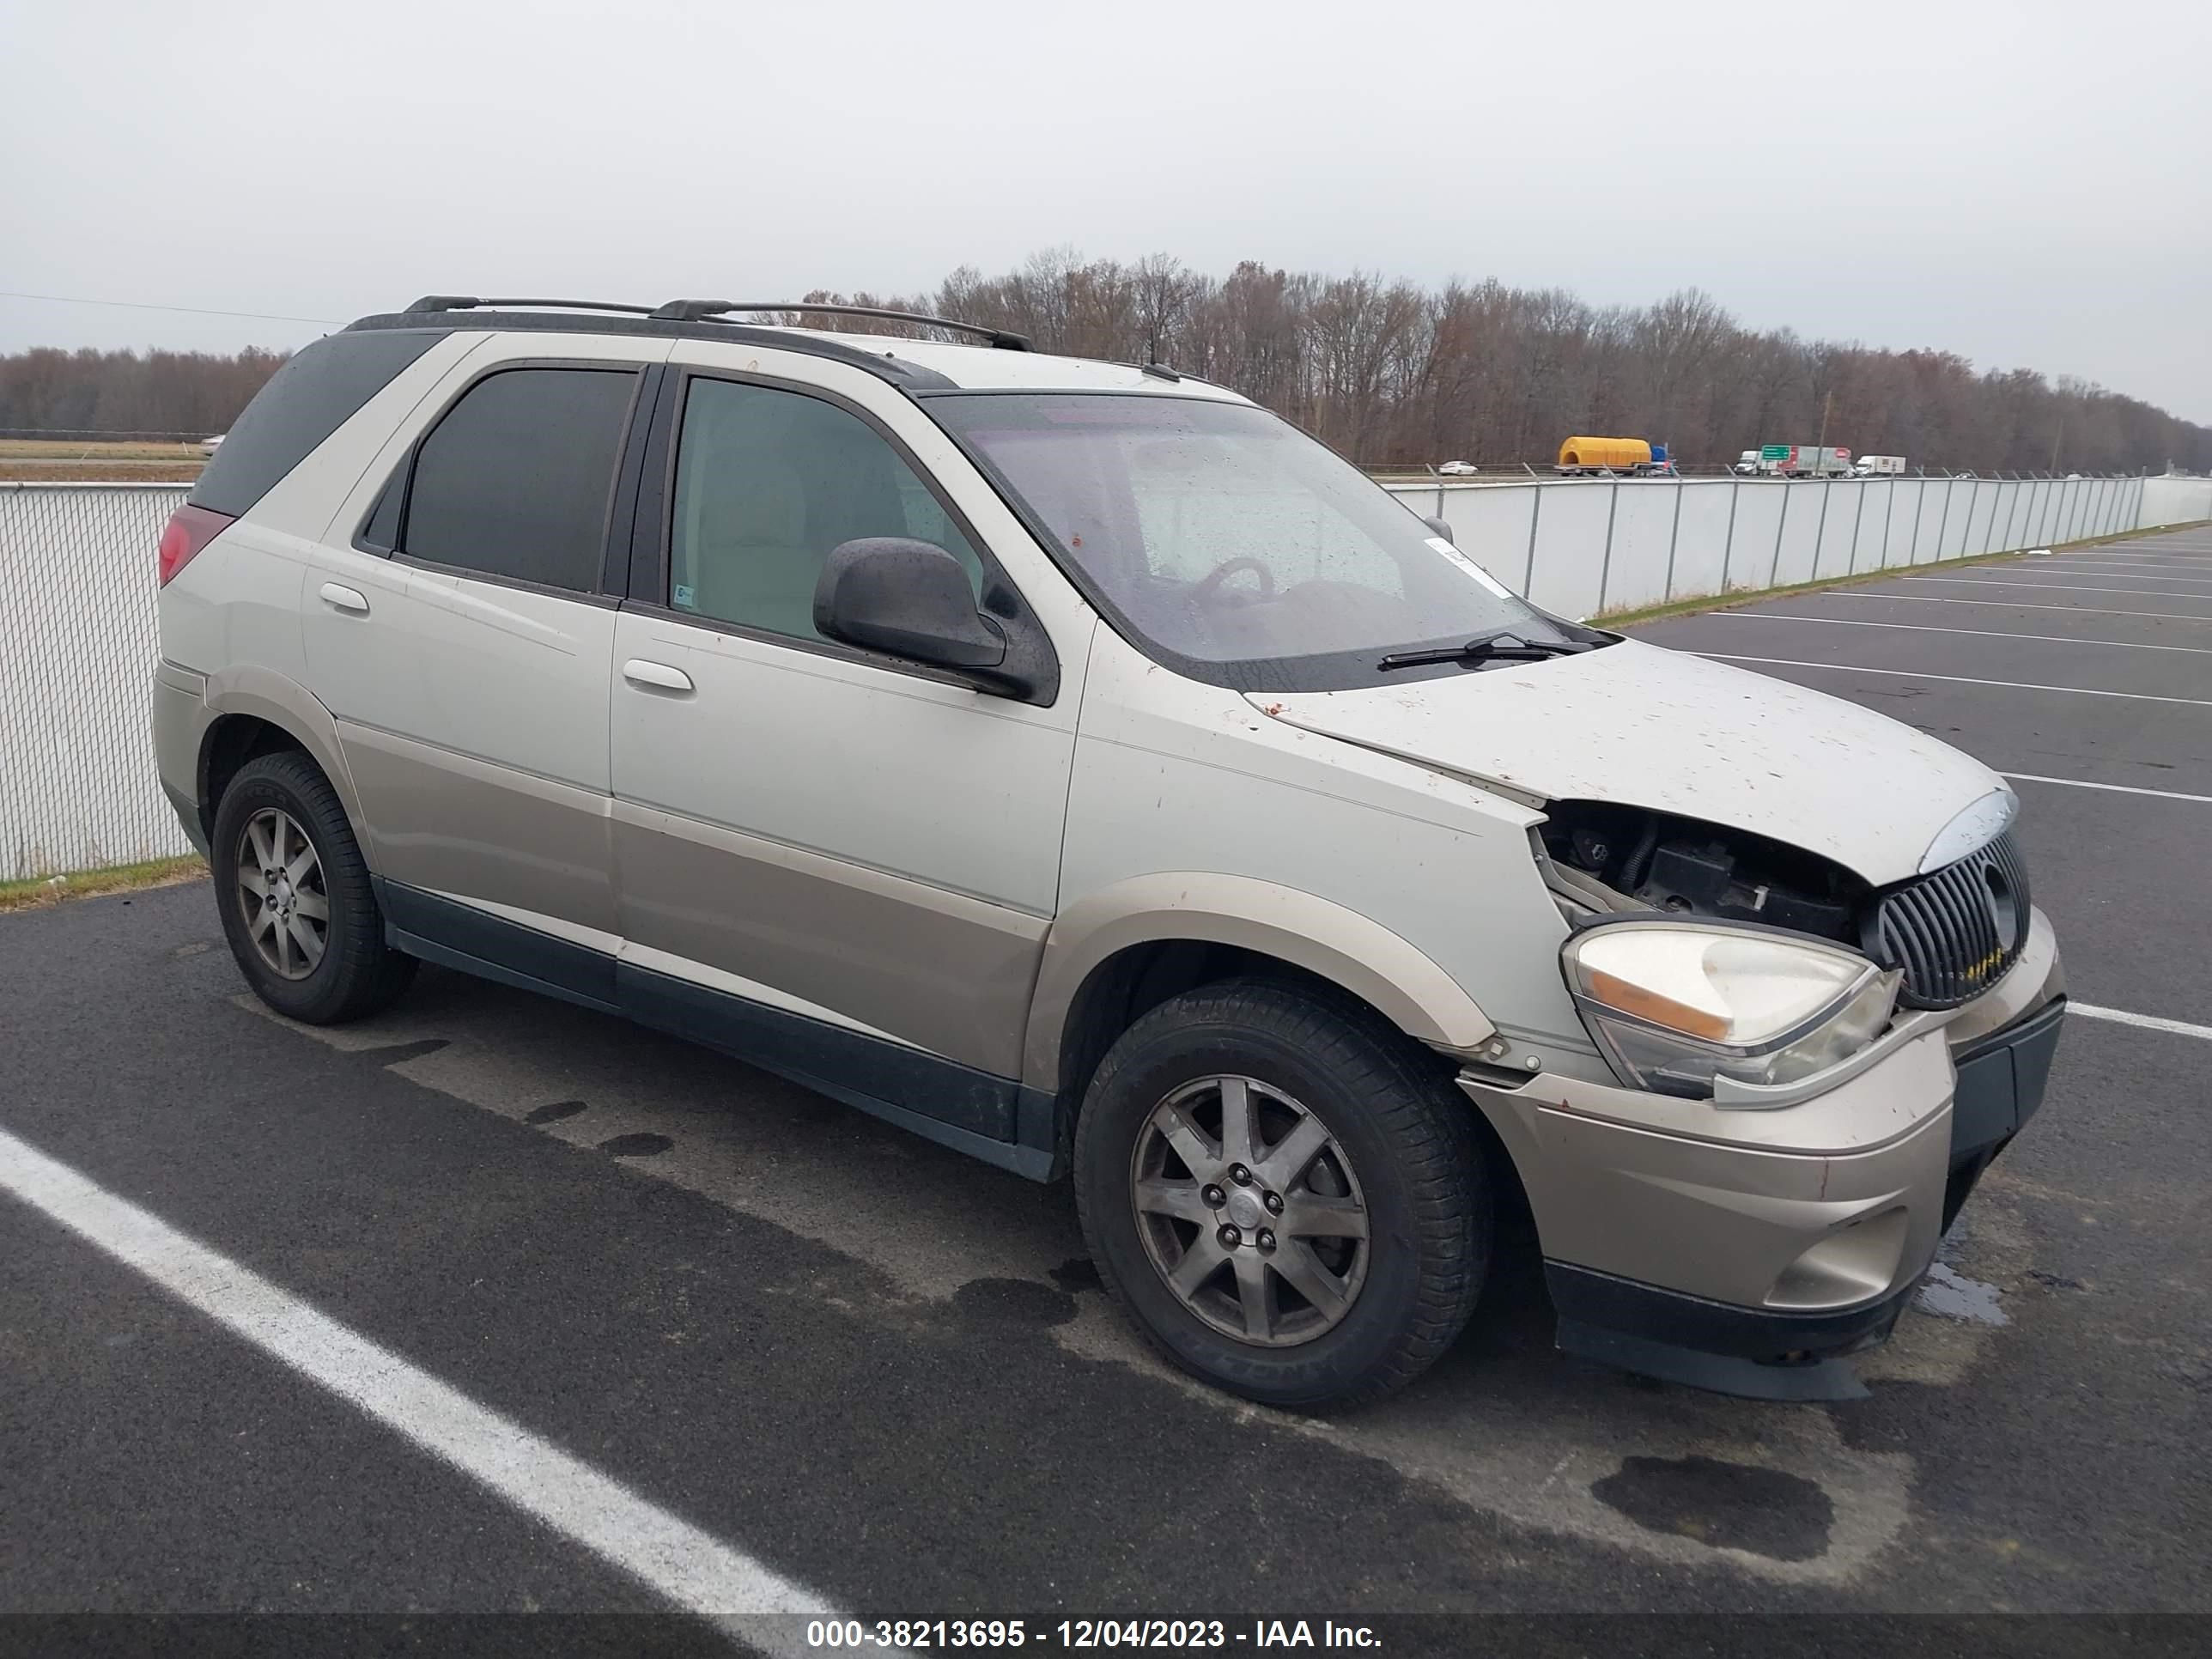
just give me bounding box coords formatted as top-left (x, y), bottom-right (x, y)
top-left (3, 527), bottom-right (2209, 1648)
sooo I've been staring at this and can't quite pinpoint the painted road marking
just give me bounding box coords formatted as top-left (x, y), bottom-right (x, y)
top-left (1901, 578), bottom-right (2212, 600)
top-left (1948, 568), bottom-right (2212, 585)
top-left (1715, 615), bottom-right (2212, 653)
top-left (0, 1124), bottom-right (858, 1652)
top-left (1817, 593), bottom-right (2212, 624)
top-left (1968, 569), bottom-right (2212, 586)
top-left (2070, 1004), bottom-right (2212, 1043)
top-left (2002, 773), bottom-right (2212, 805)
top-left (1697, 654), bottom-right (2212, 708)
top-left (2047, 561), bottom-right (2212, 573)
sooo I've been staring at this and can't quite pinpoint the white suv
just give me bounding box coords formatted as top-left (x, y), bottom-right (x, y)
top-left (152, 297), bottom-right (2065, 1407)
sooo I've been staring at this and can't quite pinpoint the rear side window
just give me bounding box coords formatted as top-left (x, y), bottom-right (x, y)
top-left (189, 331), bottom-right (441, 517)
top-left (400, 367), bottom-right (638, 592)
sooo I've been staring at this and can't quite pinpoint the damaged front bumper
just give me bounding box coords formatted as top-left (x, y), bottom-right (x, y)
top-left (1461, 907), bottom-right (2065, 1401)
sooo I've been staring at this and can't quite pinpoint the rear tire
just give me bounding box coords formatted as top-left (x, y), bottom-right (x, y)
top-left (1074, 980), bottom-right (1490, 1410)
top-left (210, 751), bottom-right (416, 1024)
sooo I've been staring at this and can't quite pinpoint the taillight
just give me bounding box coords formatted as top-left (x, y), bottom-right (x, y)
top-left (156, 504), bottom-right (235, 586)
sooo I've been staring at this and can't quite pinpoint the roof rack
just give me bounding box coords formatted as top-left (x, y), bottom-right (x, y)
top-left (648, 300), bottom-right (1030, 352)
top-left (401, 295), bottom-right (1032, 352)
top-left (405, 296), bottom-right (663, 317)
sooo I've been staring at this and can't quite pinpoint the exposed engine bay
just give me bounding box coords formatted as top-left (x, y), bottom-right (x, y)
top-left (1536, 800), bottom-right (1870, 944)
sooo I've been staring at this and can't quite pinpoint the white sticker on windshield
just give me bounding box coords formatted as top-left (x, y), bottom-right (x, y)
top-left (1425, 537), bottom-right (1513, 598)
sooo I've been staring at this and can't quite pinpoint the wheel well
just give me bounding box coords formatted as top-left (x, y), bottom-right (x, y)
top-left (1057, 939), bottom-right (1448, 1110)
top-left (1053, 939), bottom-right (1530, 1223)
top-left (197, 715), bottom-right (311, 842)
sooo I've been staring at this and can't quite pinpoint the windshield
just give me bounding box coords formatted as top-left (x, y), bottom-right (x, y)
top-left (927, 392), bottom-right (1577, 689)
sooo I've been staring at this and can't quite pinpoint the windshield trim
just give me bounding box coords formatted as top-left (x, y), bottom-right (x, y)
top-left (917, 389), bottom-right (1575, 693)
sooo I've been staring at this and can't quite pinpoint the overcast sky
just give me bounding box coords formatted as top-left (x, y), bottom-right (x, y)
top-left (6, 0), bottom-right (2207, 422)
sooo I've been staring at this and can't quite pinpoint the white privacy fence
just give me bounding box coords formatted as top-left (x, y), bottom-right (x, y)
top-left (0, 472), bottom-right (2203, 881)
top-left (1379, 472), bottom-right (2153, 620)
top-left (2, 483), bottom-right (194, 880)
top-left (2137, 475), bottom-right (2212, 528)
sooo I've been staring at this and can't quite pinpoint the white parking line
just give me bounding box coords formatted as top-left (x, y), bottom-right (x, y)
top-left (1713, 615), bottom-right (2212, 653)
top-left (1818, 593), bottom-right (2212, 624)
top-left (2002, 772), bottom-right (2212, 805)
top-left (2049, 561), bottom-right (2212, 572)
top-left (2070, 1004), bottom-right (2212, 1043)
top-left (1901, 578), bottom-right (2212, 601)
top-left (0, 1124), bottom-right (851, 1650)
top-left (1968, 570), bottom-right (2212, 587)
top-left (1697, 654), bottom-right (2212, 708)
top-left (1961, 568), bottom-right (2212, 585)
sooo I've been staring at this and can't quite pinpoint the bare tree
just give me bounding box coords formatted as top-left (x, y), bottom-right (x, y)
top-left (9, 258), bottom-right (2207, 474)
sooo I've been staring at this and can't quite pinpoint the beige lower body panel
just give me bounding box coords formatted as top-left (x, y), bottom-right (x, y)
top-left (611, 805), bottom-right (1048, 1080)
top-left (337, 721), bottom-right (618, 940)
top-left (151, 667), bottom-right (213, 854)
top-left (1464, 1029), bottom-right (1956, 1313)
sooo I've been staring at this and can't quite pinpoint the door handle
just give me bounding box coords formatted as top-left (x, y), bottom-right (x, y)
top-left (623, 659), bottom-right (695, 694)
top-left (319, 582), bottom-right (370, 615)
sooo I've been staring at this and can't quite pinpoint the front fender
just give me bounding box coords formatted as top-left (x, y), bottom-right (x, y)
top-left (1024, 871), bottom-right (1497, 1091)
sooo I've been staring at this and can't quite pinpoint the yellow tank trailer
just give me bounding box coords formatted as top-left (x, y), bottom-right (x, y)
top-left (1557, 436), bottom-right (1653, 476)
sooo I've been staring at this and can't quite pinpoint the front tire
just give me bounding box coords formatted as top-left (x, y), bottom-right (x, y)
top-left (1074, 980), bottom-right (1490, 1409)
top-left (211, 751), bottom-right (416, 1024)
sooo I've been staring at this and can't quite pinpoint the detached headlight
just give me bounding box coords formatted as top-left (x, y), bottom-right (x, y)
top-left (1562, 920), bottom-right (1899, 1103)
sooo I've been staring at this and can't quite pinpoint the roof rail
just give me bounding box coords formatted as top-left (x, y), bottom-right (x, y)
top-left (404, 296), bottom-right (663, 316)
top-left (648, 300), bottom-right (1032, 352)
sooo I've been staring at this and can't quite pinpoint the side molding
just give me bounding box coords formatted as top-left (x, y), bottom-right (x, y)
top-left (1024, 872), bottom-right (1497, 1091)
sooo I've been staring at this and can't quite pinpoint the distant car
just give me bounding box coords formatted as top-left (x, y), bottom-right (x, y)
top-left (1437, 461), bottom-right (1478, 476)
top-left (199, 435), bottom-right (226, 453)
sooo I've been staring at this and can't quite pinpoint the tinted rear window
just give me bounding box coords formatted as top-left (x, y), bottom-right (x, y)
top-left (399, 366), bottom-right (637, 592)
top-left (189, 330), bottom-right (442, 517)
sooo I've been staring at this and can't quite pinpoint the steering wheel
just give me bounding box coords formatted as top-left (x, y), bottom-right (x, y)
top-left (1190, 556), bottom-right (1276, 604)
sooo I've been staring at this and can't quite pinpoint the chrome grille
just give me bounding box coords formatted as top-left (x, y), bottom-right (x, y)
top-left (1870, 830), bottom-right (2032, 1010)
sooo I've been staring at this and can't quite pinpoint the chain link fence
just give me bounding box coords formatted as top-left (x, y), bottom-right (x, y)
top-left (0, 473), bottom-right (2193, 883)
top-left (1, 483), bottom-right (193, 879)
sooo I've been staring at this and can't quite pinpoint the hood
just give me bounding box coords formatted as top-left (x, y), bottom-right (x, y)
top-left (1249, 640), bottom-right (2006, 887)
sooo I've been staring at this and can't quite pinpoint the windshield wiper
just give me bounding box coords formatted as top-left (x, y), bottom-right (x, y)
top-left (1376, 632), bottom-right (1596, 672)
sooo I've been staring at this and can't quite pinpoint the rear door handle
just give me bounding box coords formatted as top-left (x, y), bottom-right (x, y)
top-left (623, 659), bottom-right (695, 694)
top-left (319, 582), bottom-right (370, 615)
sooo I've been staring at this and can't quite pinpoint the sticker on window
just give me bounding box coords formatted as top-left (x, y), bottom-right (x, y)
top-left (673, 583), bottom-right (696, 609)
top-left (1425, 537), bottom-right (1513, 599)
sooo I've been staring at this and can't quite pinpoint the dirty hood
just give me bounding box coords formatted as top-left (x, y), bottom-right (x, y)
top-left (1250, 640), bottom-right (2007, 886)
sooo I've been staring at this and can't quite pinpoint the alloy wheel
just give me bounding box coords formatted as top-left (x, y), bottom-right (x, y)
top-left (1129, 1074), bottom-right (1370, 1347)
top-left (234, 806), bottom-right (329, 981)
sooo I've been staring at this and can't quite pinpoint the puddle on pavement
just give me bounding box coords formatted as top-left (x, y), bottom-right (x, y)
top-left (1048, 1256), bottom-right (1103, 1294)
top-left (599, 1132), bottom-right (674, 1158)
top-left (1917, 1262), bottom-right (2010, 1326)
top-left (1589, 1455), bottom-right (1835, 1562)
top-left (954, 1276), bottom-right (1079, 1328)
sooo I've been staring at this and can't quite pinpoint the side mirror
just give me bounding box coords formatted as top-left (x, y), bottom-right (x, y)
top-left (1422, 515), bottom-right (1455, 544)
top-left (814, 538), bottom-right (1007, 671)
